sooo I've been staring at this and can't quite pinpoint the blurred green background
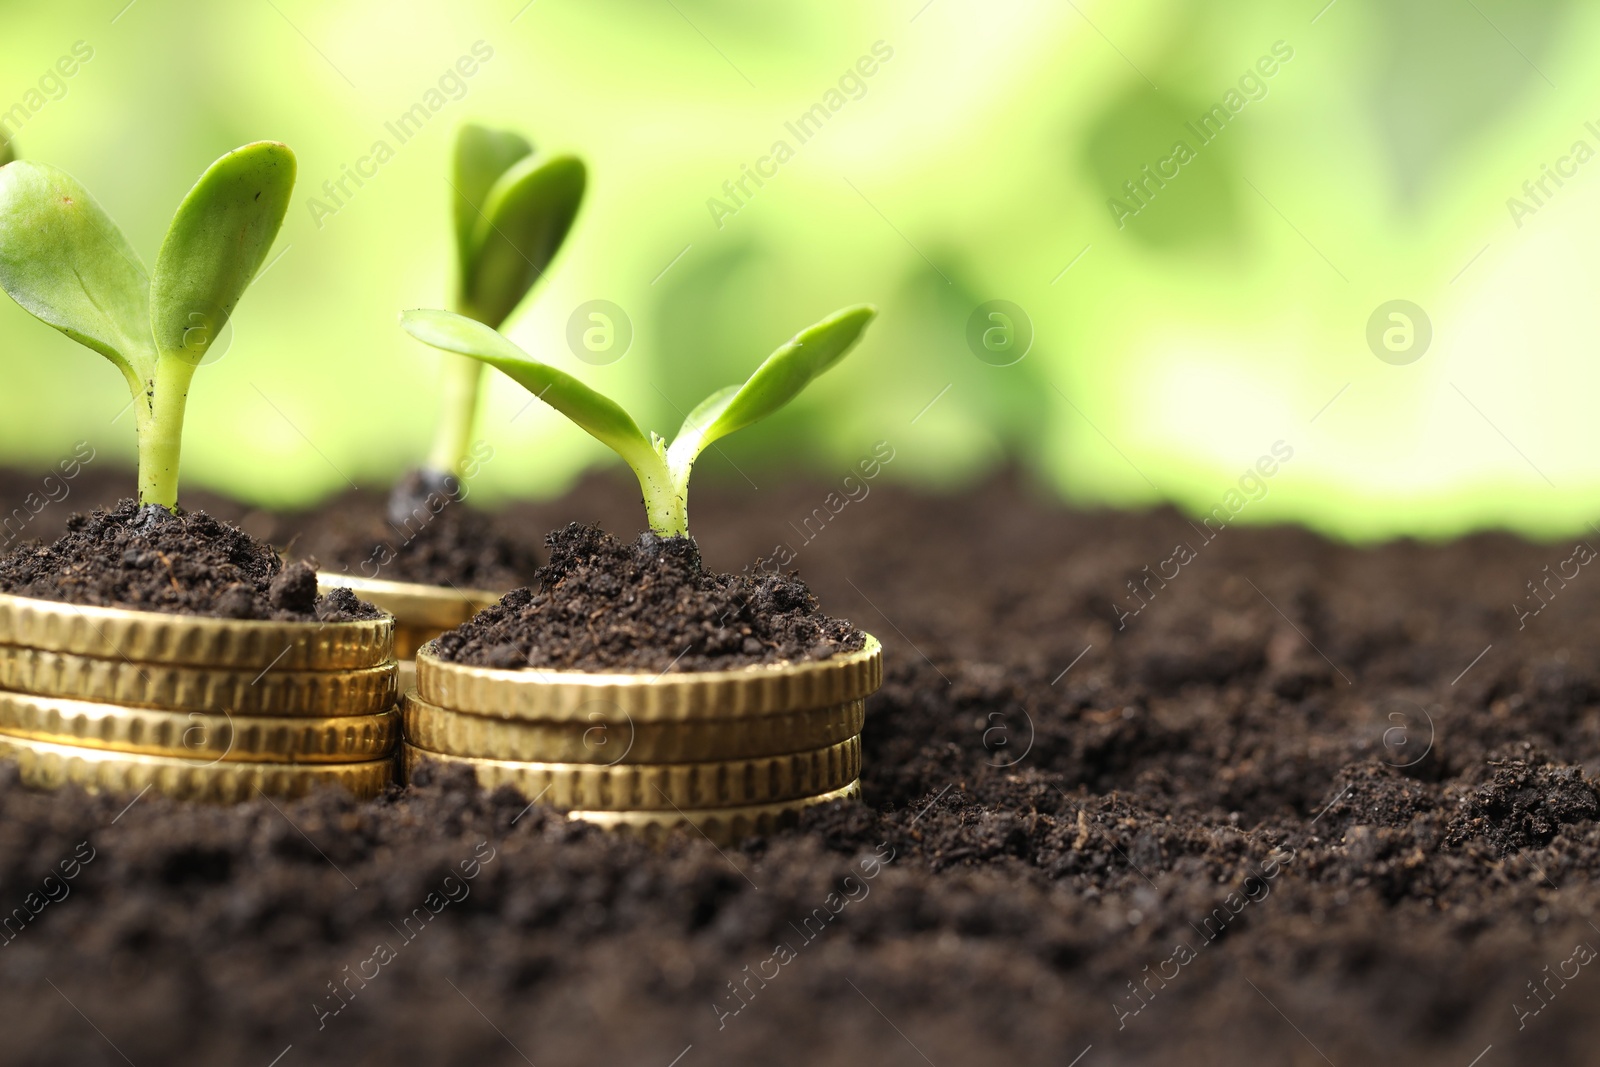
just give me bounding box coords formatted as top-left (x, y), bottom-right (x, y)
top-left (1, 0), bottom-right (1596, 542)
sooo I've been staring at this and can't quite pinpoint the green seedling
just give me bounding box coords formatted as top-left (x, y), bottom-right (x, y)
top-left (400, 304), bottom-right (876, 538)
top-left (424, 124), bottom-right (586, 482)
top-left (0, 133), bottom-right (15, 167)
top-left (0, 143), bottom-right (294, 509)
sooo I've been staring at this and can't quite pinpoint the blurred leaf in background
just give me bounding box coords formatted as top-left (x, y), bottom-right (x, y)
top-left (1367, 0), bottom-right (1574, 209)
top-left (1080, 84), bottom-right (1246, 251)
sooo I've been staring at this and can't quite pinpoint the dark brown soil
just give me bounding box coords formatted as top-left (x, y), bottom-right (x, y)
top-left (3, 469), bottom-right (1600, 1065)
top-left (0, 500), bottom-right (377, 622)
top-left (291, 470), bottom-right (540, 591)
top-left (434, 523), bottom-right (865, 671)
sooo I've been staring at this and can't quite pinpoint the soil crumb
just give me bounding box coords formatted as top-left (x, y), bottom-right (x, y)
top-left (0, 500), bottom-right (379, 622)
top-left (1447, 755), bottom-right (1600, 851)
top-left (299, 470), bottom-right (539, 590)
top-left (433, 522), bottom-right (865, 671)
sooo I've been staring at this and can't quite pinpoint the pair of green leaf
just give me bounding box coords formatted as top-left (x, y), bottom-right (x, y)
top-left (401, 304), bottom-right (877, 537)
top-left (0, 143), bottom-right (295, 506)
top-left (0, 142), bottom-right (294, 381)
top-left (423, 125), bottom-right (589, 478)
top-left (452, 125), bottom-right (585, 328)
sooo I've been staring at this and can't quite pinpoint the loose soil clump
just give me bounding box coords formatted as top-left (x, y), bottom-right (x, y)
top-left (296, 471), bottom-right (540, 590)
top-left (0, 499), bottom-right (376, 622)
top-left (434, 522), bottom-right (866, 671)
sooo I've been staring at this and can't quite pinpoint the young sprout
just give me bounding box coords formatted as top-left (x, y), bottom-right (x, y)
top-left (400, 305), bottom-right (876, 538)
top-left (0, 132), bottom-right (14, 167)
top-left (424, 124), bottom-right (586, 484)
top-left (0, 143), bottom-right (294, 510)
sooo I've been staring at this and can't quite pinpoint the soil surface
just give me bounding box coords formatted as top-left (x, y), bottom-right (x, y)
top-left (0, 500), bottom-right (377, 622)
top-left (291, 470), bottom-right (541, 591)
top-left (2, 468), bottom-right (1599, 1065)
top-left (435, 523), bottom-right (865, 671)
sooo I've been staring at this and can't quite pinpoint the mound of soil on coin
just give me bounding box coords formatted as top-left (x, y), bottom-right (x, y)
top-left (4, 471), bottom-right (1600, 1065)
top-left (433, 522), bottom-right (866, 672)
top-left (294, 470), bottom-right (540, 591)
top-left (0, 500), bottom-right (377, 622)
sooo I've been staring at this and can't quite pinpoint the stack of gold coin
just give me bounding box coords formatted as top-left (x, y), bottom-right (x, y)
top-left (402, 636), bottom-right (883, 844)
top-left (0, 592), bottom-right (400, 803)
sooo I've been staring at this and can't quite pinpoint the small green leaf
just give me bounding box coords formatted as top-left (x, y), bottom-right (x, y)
top-left (463, 153), bottom-right (586, 328)
top-left (667, 305), bottom-right (876, 473)
top-left (677, 385), bottom-right (740, 443)
top-left (452, 124), bottom-right (533, 292)
top-left (400, 309), bottom-right (656, 470)
top-left (150, 142), bottom-right (295, 363)
top-left (0, 160), bottom-right (154, 383)
top-left (0, 132), bottom-right (15, 167)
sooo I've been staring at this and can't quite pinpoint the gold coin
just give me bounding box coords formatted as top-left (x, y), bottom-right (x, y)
top-left (401, 735), bottom-right (860, 810)
top-left (402, 691), bottom-right (865, 764)
top-left (414, 635), bottom-right (882, 722)
top-left (0, 646), bottom-right (396, 716)
top-left (0, 690), bottom-right (398, 763)
top-left (570, 780), bottom-right (861, 845)
top-left (316, 574), bottom-right (501, 631)
top-left (0, 734), bottom-right (392, 802)
top-left (0, 591), bottom-right (394, 670)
